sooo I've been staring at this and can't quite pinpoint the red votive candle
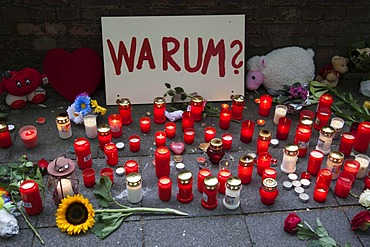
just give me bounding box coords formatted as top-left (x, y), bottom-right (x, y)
top-left (124, 160), bottom-right (139, 175)
top-left (97, 124), bottom-right (112, 150)
top-left (343, 159), bottom-right (361, 178)
top-left (219, 104), bottom-right (232, 130)
top-left (259, 178), bottom-right (278, 205)
top-left (155, 131), bottom-right (167, 147)
top-left (204, 126), bottom-right (216, 143)
top-left (129, 135), bottom-right (141, 152)
top-left (190, 95), bottom-right (204, 122)
top-left (317, 93), bottom-right (333, 112)
top-left (153, 97), bottom-right (166, 124)
top-left (82, 168), bottom-right (95, 188)
top-left (217, 169), bottom-right (231, 194)
top-left (301, 172), bottom-right (311, 180)
top-left (257, 152), bottom-right (272, 176)
top-left (19, 180), bottom-right (43, 216)
top-left (104, 143), bottom-right (118, 166)
top-left (19, 125), bottom-right (38, 148)
top-left (365, 172), bottom-right (370, 190)
top-left (276, 117), bottom-right (292, 140)
top-left (165, 122), bottom-right (176, 138)
top-left (177, 170), bottom-right (193, 204)
top-left (339, 132), bottom-right (355, 156)
top-left (240, 120), bottom-right (255, 143)
top-left (294, 125), bottom-right (312, 157)
top-left (314, 107), bottom-right (331, 131)
top-left (300, 109), bottom-right (315, 121)
top-left (313, 183), bottom-right (329, 203)
top-left (0, 122), bottom-right (12, 148)
top-left (116, 98), bottom-right (132, 126)
top-left (222, 133), bottom-right (233, 150)
top-left (183, 128), bottom-right (195, 145)
top-left (197, 168), bottom-right (212, 193)
top-left (140, 117), bottom-right (151, 134)
top-left (334, 172), bottom-right (355, 198)
top-left (231, 95), bottom-right (245, 120)
top-left (262, 167), bottom-right (277, 181)
top-left (307, 150), bottom-right (324, 176)
top-left (108, 114), bottom-right (123, 138)
top-left (182, 111), bottom-right (194, 131)
top-left (100, 167), bottom-right (114, 183)
top-left (155, 147), bottom-right (170, 179)
top-left (316, 168), bottom-right (332, 188)
top-left (202, 176), bottom-right (219, 210)
top-left (258, 94), bottom-right (272, 117)
top-left (353, 121), bottom-right (370, 153)
top-left (238, 154), bottom-right (254, 185)
top-left (74, 137), bottom-right (92, 170)
top-left (158, 176), bottom-right (172, 201)
top-left (257, 129), bottom-right (272, 154)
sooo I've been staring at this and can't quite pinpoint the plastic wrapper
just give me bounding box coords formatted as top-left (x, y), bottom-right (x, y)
top-left (0, 208), bottom-right (19, 238)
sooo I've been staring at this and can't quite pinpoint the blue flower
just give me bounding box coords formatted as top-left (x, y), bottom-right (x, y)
top-left (74, 92), bottom-right (91, 116)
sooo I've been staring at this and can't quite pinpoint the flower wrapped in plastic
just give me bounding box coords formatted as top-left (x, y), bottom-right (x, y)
top-left (275, 82), bottom-right (311, 114)
top-left (67, 92), bottom-right (107, 124)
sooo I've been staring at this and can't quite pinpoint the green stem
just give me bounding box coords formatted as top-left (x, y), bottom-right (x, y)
top-left (95, 207), bottom-right (188, 216)
top-left (113, 200), bottom-right (129, 209)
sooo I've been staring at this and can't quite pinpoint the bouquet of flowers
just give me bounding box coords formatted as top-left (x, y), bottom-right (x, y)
top-left (274, 82), bottom-right (311, 113)
top-left (67, 92), bottom-right (106, 124)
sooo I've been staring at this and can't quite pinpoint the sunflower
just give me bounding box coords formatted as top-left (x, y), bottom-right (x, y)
top-left (56, 194), bottom-right (95, 235)
top-left (74, 93), bottom-right (91, 115)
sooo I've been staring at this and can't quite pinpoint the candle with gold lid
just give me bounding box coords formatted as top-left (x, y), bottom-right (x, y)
top-left (153, 97), bottom-right (166, 124)
top-left (259, 178), bottom-right (278, 205)
top-left (257, 129), bottom-right (271, 154)
top-left (280, 144), bottom-right (299, 174)
top-left (190, 95), bottom-right (204, 122)
top-left (315, 126), bottom-right (335, 155)
top-left (223, 177), bottom-right (242, 210)
top-left (238, 154), bottom-right (254, 184)
top-left (231, 94), bottom-right (244, 120)
top-left (177, 170), bottom-right (193, 204)
top-left (126, 173), bottom-right (142, 203)
top-left (56, 113), bottom-right (72, 139)
top-left (206, 138), bottom-right (225, 165)
top-left (116, 98), bottom-right (132, 125)
top-left (201, 176), bottom-right (219, 210)
top-left (325, 150), bottom-right (344, 180)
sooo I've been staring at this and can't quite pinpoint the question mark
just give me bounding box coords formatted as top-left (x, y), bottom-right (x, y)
top-left (230, 40), bottom-right (243, 75)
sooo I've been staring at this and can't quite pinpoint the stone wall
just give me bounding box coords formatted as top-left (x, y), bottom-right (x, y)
top-left (0, 0), bottom-right (369, 72)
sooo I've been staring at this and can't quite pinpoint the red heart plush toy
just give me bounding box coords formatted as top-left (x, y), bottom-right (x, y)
top-left (43, 47), bottom-right (103, 101)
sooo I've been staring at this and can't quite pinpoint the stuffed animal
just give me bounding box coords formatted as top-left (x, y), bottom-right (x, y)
top-left (315, 55), bottom-right (349, 87)
top-left (0, 68), bottom-right (46, 109)
top-left (246, 46), bottom-right (315, 94)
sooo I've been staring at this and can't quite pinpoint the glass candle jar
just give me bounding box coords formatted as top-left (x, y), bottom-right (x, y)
top-left (257, 152), bottom-right (272, 176)
top-left (158, 176), bottom-right (172, 201)
top-left (204, 126), bottom-right (216, 143)
top-left (280, 144), bottom-right (299, 174)
top-left (350, 122), bottom-right (360, 135)
top-left (197, 168), bottom-right (211, 193)
top-left (201, 176), bottom-right (219, 210)
top-left (334, 172), bottom-right (355, 198)
top-left (316, 168), bottom-right (333, 188)
top-left (55, 113), bottom-right (72, 139)
top-left (83, 114), bottom-right (98, 139)
top-left (126, 172), bottom-right (142, 203)
top-left (108, 113), bottom-right (123, 138)
top-left (231, 94), bottom-right (245, 120)
top-left (19, 180), bottom-right (43, 216)
top-left (339, 132), bottom-right (356, 157)
top-left (299, 118), bottom-right (314, 129)
top-left (273, 105), bottom-right (288, 125)
top-left (124, 160), bottom-right (139, 175)
top-left (182, 111), bottom-right (194, 131)
top-left (257, 129), bottom-right (271, 154)
top-left (0, 122), bottom-right (12, 148)
top-left (259, 178), bottom-right (278, 205)
top-left (129, 135), bottom-right (140, 152)
top-left (183, 128), bottom-right (195, 145)
top-left (164, 122), bottom-right (176, 138)
top-left (219, 104), bottom-right (232, 130)
top-left (325, 150), bottom-right (344, 180)
top-left (104, 143), bottom-right (118, 166)
top-left (206, 138), bottom-right (225, 165)
top-left (262, 167), bottom-right (277, 181)
top-left (154, 147), bottom-right (170, 179)
top-left (139, 117), bottom-right (151, 133)
top-left (19, 125), bottom-right (38, 148)
top-left (222, 133), bottom-right (233, 150)
top-left (355, 154), bottom-right (370, 179)
top-left (307, 150), bottom-right (324, 176)
top-left (217, 169), bottom-right (232, 194)
top-left (314, 107), bottom-right (331, 131)
top-left (97, 124), bottom-right (112, 150)
top-left (223, 177), bottom-right (242, 210)
top-left (300, 110), bottom-right (315, 121)
top-left (240, 120), bottom-right (255, 143)
top-left (315, 126), bottom-right (335, 155)
top-left (258, 94), bottom-right (272, 117)
top-left (364, 172), bottom-right (370, 190)
top-left (294, 125), bottom-right (311, 158)
top-left (276, 117), bottom-right (292, 140)
top-left (153, 96), bottom-right (166, 124)
top-left (343, 159), bottom-right (361, 178)
top-left (238, 154), bottom-right (254, 184)
top-left (74, 137), bottom-right (92, 170)
top-left (330, 117), bottom-right (344, 139)
top-left (177, 170), bottom-right (193, 204)
top-left (353, 121), bottom-right (370, 153)
top-left (190, 95), bottom-right (204, 122)
top-left (116, 98), bottom-right (133, 126)
top-left (313, 183), bottom-right (329, 203)
top-left (155, 131), bottom-right (166, 147)
top-left (317, 93), bottom-right (333, 112)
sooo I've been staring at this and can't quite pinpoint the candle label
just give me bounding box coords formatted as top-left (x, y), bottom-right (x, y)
top-left (23, 201), bottom-right (32, 208)
top-left (202, 192), bottom-right (208, 202)
top-left (225, 195), bottom-right (236, 205)
top-left (110, 125), bottom-right (120, 132)
top-left (317, 139), bottom-right (325, 148)
top-left (61, 124), bottom-right (71, 132)
top-left (84, 154), bottom-right (92, 162)
top-left (315, 118), bottom-right (320, 126)
top-left (297, 141), bottom-right (309, 149)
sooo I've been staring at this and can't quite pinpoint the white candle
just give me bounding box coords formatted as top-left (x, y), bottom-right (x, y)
top-left (355, 154), bottom-right (370, 179)
top-left (56, 179), bottom-right (74, 199)
top-left (273, 105), bottom-right (287, 125)
top-left (84, 115), bottom-right (98, 139)
top-left (330, 117), bottom-right (344, 139)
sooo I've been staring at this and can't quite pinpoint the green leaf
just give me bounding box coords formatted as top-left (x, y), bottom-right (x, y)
top-left (319, 236), bottom-right (336, 247)
top-left (0, 166), bottom-right (8, 177)
top-left (0, 112), bottom-right (8, 120)
top-left (344, 242), bottom-right (352, 247)
top-left (93, 177), bottom-right (114, 208)
top-left (316, 226), bottom-right (329, 238)
top-left (7, 163), bottom-right (18, 168)
top-left (307, 240), bottom-right (322, 247)
top-left (25, 161), bottom-right (34, 168)
top-left (168, 91), bottom-right (175, 97)
top-left (180, 94), bottom-right (187, 101)
top-left (174, 87), bottom-right (184, 93)
top-left (297, 227), bottom-right (316, 240)
top-left (165, 83), bottom-right (171, 89)
top-left (91, 212), bottom-right (130, 239)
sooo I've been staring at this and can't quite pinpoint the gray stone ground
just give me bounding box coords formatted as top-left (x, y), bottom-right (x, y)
top-left (0, 75), bottom-right (369, 247)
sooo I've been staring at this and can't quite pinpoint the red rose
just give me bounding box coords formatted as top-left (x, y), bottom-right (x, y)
top-left (351, 210), bottom-right (370, 231)
top-left (284, 212), bottom-right (302, 233)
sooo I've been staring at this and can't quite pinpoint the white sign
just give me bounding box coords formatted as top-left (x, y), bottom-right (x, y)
top-left (102, 15), bottom-right (245, 105)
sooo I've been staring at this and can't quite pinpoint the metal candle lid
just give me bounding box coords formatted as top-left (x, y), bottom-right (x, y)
top-left (262, 178), bottom-right (277, 191)
top-left (239, 154), bottom-right (254, 167)
top-left (47, 154), bottom-right (76, 177)
top-left (116, 98), bottom-right (131, 109)
top-left (259, 129), bottom-right (272, 140)
top-left (177, 170), bottom-right (192, 184)
top-left (56, 113), bottom-right (70, 124)
top-left (226, 177), bottom-right (242, 190)
top-left (0, 122), bottom-right (8, 132)
top-left (209, 138), bottom-right (223, 150)
top-left (153, 97), bottom-right (166, 107)
top-left (98, 124), bottom-right (111, 136)
top-left (126, 172), bottom-right (142, 187)
top-left (320, 126), bottom-right (335, 137)
top-left (191, 95), bottom-right (204, 105)
top-left (328, 150), bottom-right (344, 163)
top-left (284, 144), bottom-right (299, 156)
top-left (232, 94), bottom-right (245, 104)
top-left (204, 176), bottom-right (219, 190)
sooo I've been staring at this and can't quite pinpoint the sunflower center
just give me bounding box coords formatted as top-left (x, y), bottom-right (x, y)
top-left (66, 202), bottom-right (88, 225)
top-left (81, 103), bottom-right (86, 109)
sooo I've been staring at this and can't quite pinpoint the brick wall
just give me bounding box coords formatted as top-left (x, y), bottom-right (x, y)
top-left (0, 0), bottom-right (369, 72)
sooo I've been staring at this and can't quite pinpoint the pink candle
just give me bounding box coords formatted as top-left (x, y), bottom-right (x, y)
top-left (219, 104), bottom-right (232, 130)
top-left (240, 120), bottom-right (255, 143)
top-left (221, 133), bottom-right (233, 150)
top-left (182, 111), bottom-right (194, 131)
top-left (129, 135), bottom-right (141, 152)
top-left (258, 94), bottom-right (272, 117)
top-left (164, 122), bottom-right (176, 138)
top-left (204, 126), bottom-right (216, 143)
top-left (19, 125), bottom-right (38, 148)
top-left (184, 128), bottom-right (195, 145)
top-left (108, 114), bottom-right (123, 138)
top-left (343, 159), bottom-right (360, 178)
top-left (276, 117), bottom-right (292, 140)
top-left (140, 117), bottom-right (151, 133)
top-left (155, 131), bottom-right (167, 147)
